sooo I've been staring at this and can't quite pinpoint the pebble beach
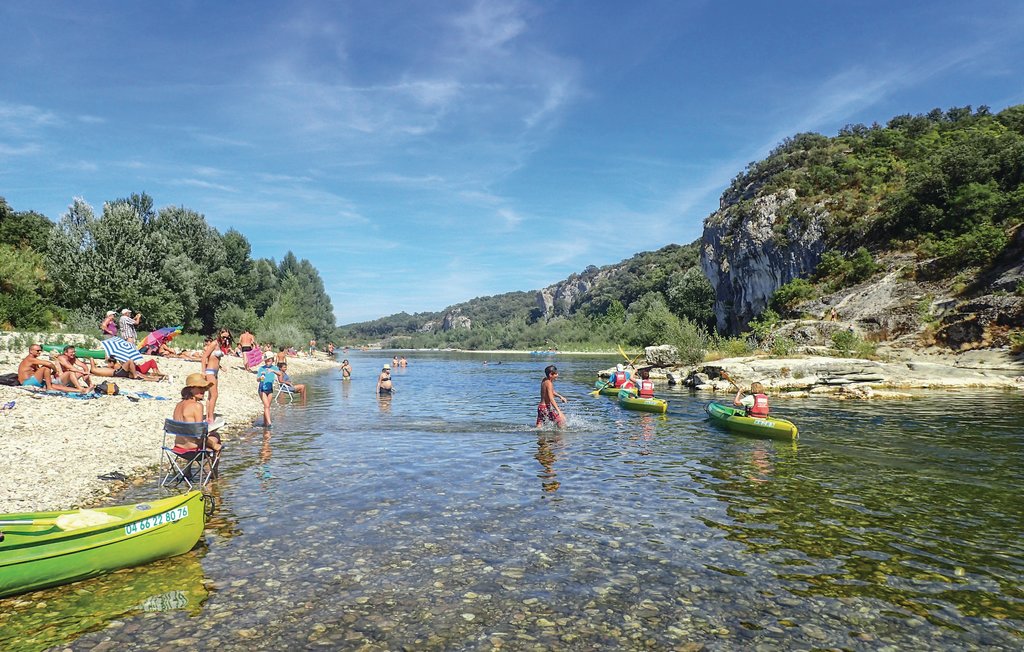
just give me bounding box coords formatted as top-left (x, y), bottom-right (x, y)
top-left (0, 348), bottom-right (336, 514)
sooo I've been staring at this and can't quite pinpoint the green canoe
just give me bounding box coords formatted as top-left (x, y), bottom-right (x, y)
top-left (593, 380), bottom-right (622, 396)
top-left (705, 401), bottom-right (799, 440)
top-left (617, 388), bottom-right (668, 413)
top-left (40, 345), bottom-right (107, 359)
top-left (0, 491), bottom-right (206, 599)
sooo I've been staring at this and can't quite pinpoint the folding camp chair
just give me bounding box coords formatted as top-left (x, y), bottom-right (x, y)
top-left (160, 419), bottom-right (220, 490)
top-left (274, 382), bottom-right (295, 406)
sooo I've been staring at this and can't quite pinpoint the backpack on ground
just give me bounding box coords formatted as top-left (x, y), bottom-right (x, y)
top-left (94, 381), bottom-right (120, 395)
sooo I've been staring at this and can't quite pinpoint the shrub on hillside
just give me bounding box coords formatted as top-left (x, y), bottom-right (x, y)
top-left (771, 280), bottom-right (815, 313)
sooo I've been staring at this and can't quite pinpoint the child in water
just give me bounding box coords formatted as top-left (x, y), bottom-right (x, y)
top-left (536, 364), bottom-right (568, 428)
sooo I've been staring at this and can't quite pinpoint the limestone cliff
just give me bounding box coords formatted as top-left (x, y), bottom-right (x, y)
top-left (700, 189), bottom-right (828, 334)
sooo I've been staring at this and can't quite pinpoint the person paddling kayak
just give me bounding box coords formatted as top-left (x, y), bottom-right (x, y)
top-left (733, 381), bottom-right (769, 417)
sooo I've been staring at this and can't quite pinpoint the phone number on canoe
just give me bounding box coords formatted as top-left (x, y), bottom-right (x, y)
top-left (124, 506), bottom-right (189, 536)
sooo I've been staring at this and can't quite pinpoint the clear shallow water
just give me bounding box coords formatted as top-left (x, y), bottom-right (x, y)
top-left (2, 352), bottom-right (1022, 650)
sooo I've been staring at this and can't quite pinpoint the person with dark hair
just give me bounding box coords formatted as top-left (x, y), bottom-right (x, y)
top-left (536, 365), bottom-right (567, 428)
top-left (55, 345), bottom-right (93, 390)
top-left (200, 335), bottom-right (224, 424)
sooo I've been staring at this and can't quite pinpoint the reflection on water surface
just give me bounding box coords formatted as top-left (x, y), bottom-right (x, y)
top-left (2, 352), bottom-right (1021, 650)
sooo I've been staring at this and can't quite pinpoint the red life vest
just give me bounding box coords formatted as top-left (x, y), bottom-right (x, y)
top-left (749, 393), bottom-right (769, 418)
top-left (638, 379), bottom-right (655, 398)
top-left (612, 371), bottom-right (628, 387)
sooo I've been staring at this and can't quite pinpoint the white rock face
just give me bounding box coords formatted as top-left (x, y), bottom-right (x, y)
top-left (442, 311), bottom-right (471, 331)
top-left (700, 189), bottom-right (828, 334)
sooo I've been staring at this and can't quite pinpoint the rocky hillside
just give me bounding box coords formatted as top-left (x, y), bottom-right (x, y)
top-left (700, 104), bottom-right (1024, 352)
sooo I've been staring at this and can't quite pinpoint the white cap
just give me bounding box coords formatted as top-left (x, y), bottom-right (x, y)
top-left (121, 308), bottom-right (131, 314)
top-left (616, 364), bottom-right (624, 372)
top-left (106, 310), bottom-right (115, 316)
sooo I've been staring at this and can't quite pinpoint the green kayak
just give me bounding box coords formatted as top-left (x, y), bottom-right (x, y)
top-left (705, 401), bottom-right (798, 440)
top-left (40, 345), bottom-right (106, 359)
top-left (618, 388), bottom-right (667, 414)
top-left (593, 380), bottom-right (622, 396)
top-left (0, 491), bottom-right (206, 599)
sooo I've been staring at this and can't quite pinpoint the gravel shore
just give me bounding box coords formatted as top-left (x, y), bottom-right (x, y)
top-left (0, 348), bottom-right (336, 514)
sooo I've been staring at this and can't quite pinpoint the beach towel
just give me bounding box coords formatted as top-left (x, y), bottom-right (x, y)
top-left (244, 348), bottom-right (263, 368)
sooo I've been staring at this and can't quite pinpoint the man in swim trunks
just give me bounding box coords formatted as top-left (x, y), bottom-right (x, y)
top-left (17, 344), bottom-right (83, 393)
top-left (55, 345), bottom-right (93, 390)
top-left (200, 335), bottom-right (224, 424)
top-left (239, 329), bottom-right (256, 369)
top-left (536, 364), bottom-right (567, 428)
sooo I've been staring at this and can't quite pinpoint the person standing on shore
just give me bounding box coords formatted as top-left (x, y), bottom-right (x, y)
top-left (239, 329), bottom-right (256, 370)
top-left (200, 335), bottom-right (224, 424)
top-left (118, 308), bottom-right (142, 344)
top-left (100, 310), bottom-right (118, 338)
top-left (536, 364), bottom-right (567, 428)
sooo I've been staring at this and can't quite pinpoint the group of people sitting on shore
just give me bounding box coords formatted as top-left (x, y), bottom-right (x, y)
top-left (16, 344), bottom-right (166, 393)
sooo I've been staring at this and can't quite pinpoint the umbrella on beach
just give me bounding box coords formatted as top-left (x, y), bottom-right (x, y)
top-left (100, 337), bottom-right (144, 363)
top-left (139, 326), bottom-right (182, 350)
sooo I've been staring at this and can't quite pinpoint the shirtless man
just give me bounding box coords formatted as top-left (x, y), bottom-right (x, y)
top-left (200, 335), bottom-right (224, 424)
top-left (239, 329), bottom-right (256, 370)
top-left (17, 344), bottom-right (83, 393)
top-left (536, 364), bottom-right (567, 428)
top-left (55, 345), bottom-right (93, 390)
top-left (172, 373), bottom-right (221, 453)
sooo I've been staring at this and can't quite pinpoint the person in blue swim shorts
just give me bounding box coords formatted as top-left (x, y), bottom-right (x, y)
top-left (17, 344), bottom-right (83, 393)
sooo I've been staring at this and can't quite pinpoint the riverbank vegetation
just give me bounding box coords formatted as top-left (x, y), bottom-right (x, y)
top-left (0, 193), bottom-right (334, 346)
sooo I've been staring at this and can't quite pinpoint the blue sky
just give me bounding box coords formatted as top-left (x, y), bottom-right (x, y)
top-left (2, 1), bottom-right (1023, 324)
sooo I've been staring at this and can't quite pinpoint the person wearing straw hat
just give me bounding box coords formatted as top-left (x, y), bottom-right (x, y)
top-left (172, 373), bottom-right (221, 452)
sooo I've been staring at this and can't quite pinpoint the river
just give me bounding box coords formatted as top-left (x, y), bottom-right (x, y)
top-left (2, 351), bottom-right (1022, 650)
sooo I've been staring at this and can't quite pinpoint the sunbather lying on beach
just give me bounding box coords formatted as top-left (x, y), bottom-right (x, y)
top-left (17, 345), bottom-right (84, 393)
top-left (89, 358), bottom-right (163, 381)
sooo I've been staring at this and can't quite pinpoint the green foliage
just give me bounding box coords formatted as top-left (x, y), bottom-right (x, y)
top-left (920, 222), bottom-right (1009, 270)
top-left (813, 247), bottom-right (878, 288)
top-left (29, 193), bottom-right (335, 338)
top-left (672, 317), bottom-right (710, 366)
top-left (1009, 330), bottom-right (1024, 354)
top-left (665, 267), bottom-right (715, 328)
top-left (1016, 280), bottom-right (1024, 297)
top-left (831, 329), bottom-right (876, 358)
top-left (747, 308), bottom-right (780, 344)
top-left (771, 279), bottom-right (815, 312)
top-left (770, 336), bottom-right (798, 357)
top-left (0, 244), bottom-right (54, 329)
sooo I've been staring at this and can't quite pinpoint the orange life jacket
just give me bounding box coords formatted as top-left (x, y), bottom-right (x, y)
top-left (638, 379), bottom-right (655, 398)
top-left (612, 371), bottom-right (629, 387)
top-left (749, 393), bottom-right (769, 418)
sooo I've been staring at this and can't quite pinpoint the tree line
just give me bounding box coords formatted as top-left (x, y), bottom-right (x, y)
top-left (0, 193), bottom-right (335, 346)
